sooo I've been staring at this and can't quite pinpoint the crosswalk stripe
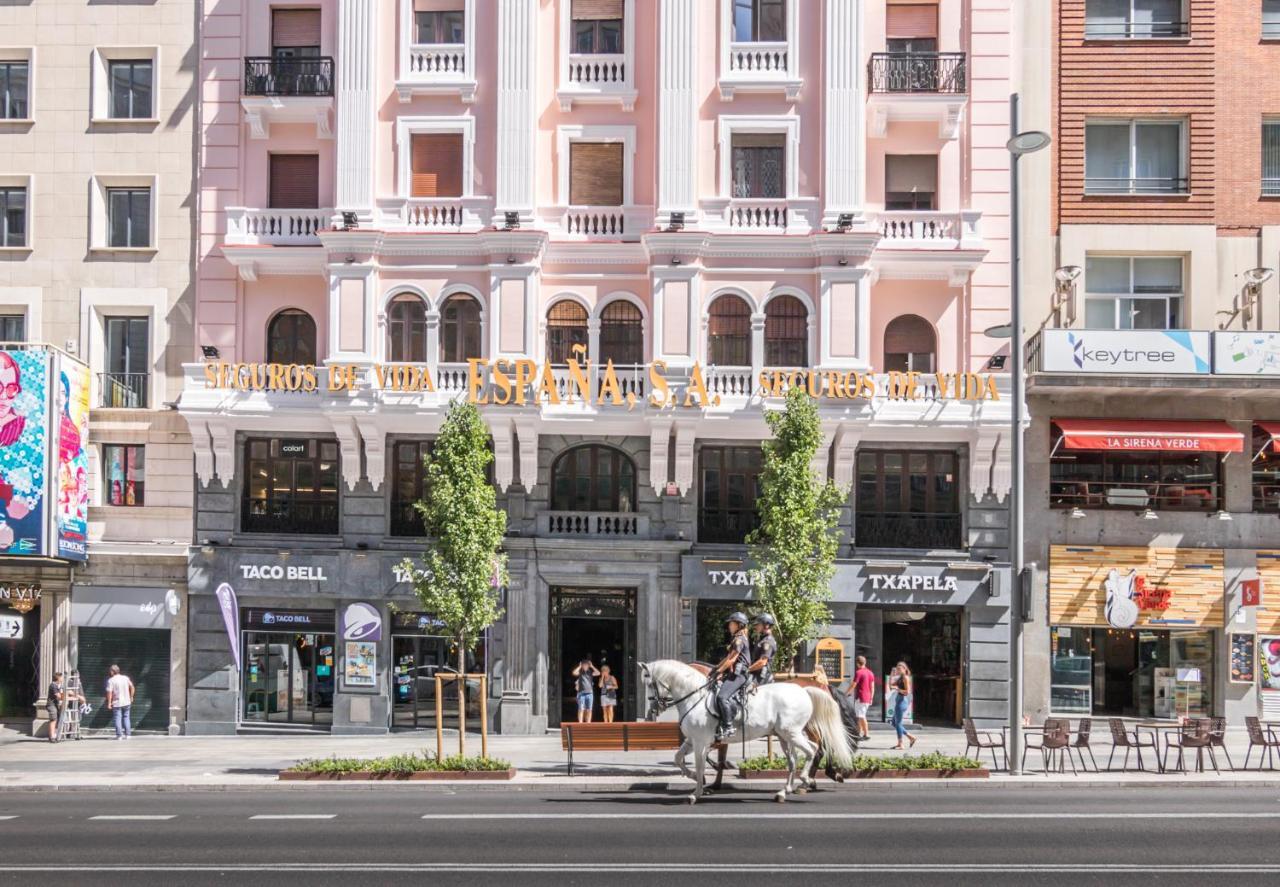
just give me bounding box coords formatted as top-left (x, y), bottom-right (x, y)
top-left (248, 814), bottom-right (336, 820)
top-left (89, 815), bottom-right (175, 821)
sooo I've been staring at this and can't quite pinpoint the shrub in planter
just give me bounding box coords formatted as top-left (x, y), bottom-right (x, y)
top-left (738, 751), bottom-right (984, 778)
top-left (284, 752), bottom-right (514, 779)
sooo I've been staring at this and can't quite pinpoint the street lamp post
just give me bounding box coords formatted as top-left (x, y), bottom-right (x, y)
top-left (1004, 94), bottom-right (1051, 777)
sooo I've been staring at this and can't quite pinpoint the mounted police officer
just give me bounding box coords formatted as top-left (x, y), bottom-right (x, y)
top-left (748, 613), bottom-right (778, 687)
top-left (712, 612), bottom-right (751, 742)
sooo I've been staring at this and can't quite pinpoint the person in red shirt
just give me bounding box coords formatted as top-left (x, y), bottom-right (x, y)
top-left (847, 655), bottom-right (876, 741)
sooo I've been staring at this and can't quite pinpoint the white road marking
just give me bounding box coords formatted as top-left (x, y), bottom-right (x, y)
top-left (248, 814), bottom-right (336, 820)
top-left (0, 816), bottom-right (17, 821)
top-left (2, 864), bottom-right (1280, 874)
top-left (88, 815), bottom-right (175, 821)
top-left (419, 811), bottom-right (1280, 820)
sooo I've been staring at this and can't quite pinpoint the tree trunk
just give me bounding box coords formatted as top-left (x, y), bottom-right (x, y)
top-left (457, 634), bottom-right (466, 758)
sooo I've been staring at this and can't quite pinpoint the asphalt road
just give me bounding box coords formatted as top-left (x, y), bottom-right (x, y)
top-left (2, 784), bottom-right (1279, 886)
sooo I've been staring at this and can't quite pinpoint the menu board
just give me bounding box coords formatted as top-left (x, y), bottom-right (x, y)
top-left (1230, 633), bottom-right (1256, 684)
top-left (815, 637), bottom-right (845, 682)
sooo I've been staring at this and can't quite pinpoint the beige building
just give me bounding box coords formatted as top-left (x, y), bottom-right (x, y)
top-left (0, 0), bottom-right (194, 734)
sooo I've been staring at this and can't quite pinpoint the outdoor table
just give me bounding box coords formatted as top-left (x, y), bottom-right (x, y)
top-left (1134, 722), bottom-right (1185, 773)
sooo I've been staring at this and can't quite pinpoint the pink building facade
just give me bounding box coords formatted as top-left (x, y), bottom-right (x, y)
top-left (182, 0), bottom-right (1015, 735)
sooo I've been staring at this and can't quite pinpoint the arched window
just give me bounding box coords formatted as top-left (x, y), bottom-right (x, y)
top-left (599, 300), bottom-right (643, 365)
top-left (764, 294), bottom-right (808, 367)
top-left (551, 444), bottom-right (636, 513)
top-left (884, 314), bottom-right (936, 373)
top-left (707, 294), bottom-right (752, 366)
top-left (387, 293), bottom-right (429, 362)
top-left (546, 299), bottom-right (589, 364)
top-left (267, 309), bottom-right (317, 365)
top-left (440, 294), bottom-right (482, 363)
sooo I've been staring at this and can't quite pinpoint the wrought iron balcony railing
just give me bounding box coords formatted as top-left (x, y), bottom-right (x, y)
top-left (1085, 176), bottom-right (1189, 195)
top-left (1084, 20), bottom-right (1189, 39)
top-left (868, 53), bottom-right (966, 95)
top-left (243, 57), bottom-right (335, 98)
top-left (98, 372), bottom-right (148, 409)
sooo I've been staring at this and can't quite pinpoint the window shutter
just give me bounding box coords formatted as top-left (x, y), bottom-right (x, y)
top-left (272, 9), bottom-right (323, 48)
top-left (885, 155), bottom-right (938, 193)
top-left (410, 133), bottom-right (464, 198)
top-left (569, 142), bottom-right (624, 206)
top-left (415, 0), bottom-right (465, 10)
top-left (886, 3), bottom-right (938, 39)
top-left (269, 155), bottom-right (320, 209)
top-left (731, 132), bottom-right (786, 149)
top-left (572, 0), bottom-right (624, 20)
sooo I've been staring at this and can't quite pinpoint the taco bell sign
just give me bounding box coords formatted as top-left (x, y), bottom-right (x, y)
top-left (340, 602), bottom-right (382, 642)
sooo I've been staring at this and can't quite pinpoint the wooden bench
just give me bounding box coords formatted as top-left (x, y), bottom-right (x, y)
top-left (559, 721), bottom-right (684, 776)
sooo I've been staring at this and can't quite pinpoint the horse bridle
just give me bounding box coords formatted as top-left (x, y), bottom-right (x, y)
top-left (643, 666), bottom-right (717, 722)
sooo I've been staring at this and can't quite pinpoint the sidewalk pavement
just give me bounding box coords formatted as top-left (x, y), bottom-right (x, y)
top-left (2, 721), bottom-right (1277, 791)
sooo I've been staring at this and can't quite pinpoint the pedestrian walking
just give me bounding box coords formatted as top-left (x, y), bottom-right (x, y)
top-left (571, 656), bottom-right (599, 724)
top-left (599, 664), bottom-right (619, 723)
top-left (105, 664), bottom-right (135, 740)
top-left (889, 662), bottom-right (917, 750)
top-left (848, 655), bottom-right (875, 741)
top-left (45, 672), bottom-right (64, 743)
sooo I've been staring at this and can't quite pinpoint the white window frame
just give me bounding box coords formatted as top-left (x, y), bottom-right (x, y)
top-left (1267, 0), bottom-right (1280, 40)
top-left (0, 288), bottom-right (42, 344)
top-left (556, 125), bottom-right (637, 207)
top-left (1083, 0), bottom-right (1188, 40)
top-left (395, 0), bottom-right (477, 103)
top-left (0, 48), bottom-right (34, 123)
top-left (716, 116), bottom-right (800, 199)
top-left (80, 288), bottom-right (167, 412)
top-left (0, 174), bottom-right (32, 252)
top-left (91, 47), bottom-right (160, 124)
top-left (718, 0), bottom-right (800, 101)
top-left (1084, 117), bottom-right (1187, 196)
top-left (1263, 118), bottom-right (1280, 196)
top-left (394, 116), bottom-right (476, 199)
top-left (556, 0), bottom-right (637, 111)
top-left (90, 174), bottom-right (158, 252)
top-left (1083, 255), bottom-right (1185, 331)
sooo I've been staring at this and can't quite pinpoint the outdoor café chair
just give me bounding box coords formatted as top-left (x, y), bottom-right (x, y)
top-left (1244, 716), bottom-right (1280, 770)
top-left (1162, 720), bottom-right (1219, 774)
top-left (1208, 717), bottom-right (1235, 770)
top-left (1071, 717), bottom-right (1098, 772)
top-left (963, 718), bottom-right (1007, 771)
top-left (1023, 718), bottom-right (1075, 774)
top-left (1106, 718), bottom-right (1156, 772)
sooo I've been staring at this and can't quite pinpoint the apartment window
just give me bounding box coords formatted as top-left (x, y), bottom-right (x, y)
top-left (102, 316), bottom-right (149, 408)
top-left (266, 309), bottom-right (317, 365)
top-left (551, 444), bottom-right (636, 512)
top-left (272, 9), bottom-right (322, 57)
top-left (268, 155), bottom-right (320, 209)
top-left (707, 295), bottom-right (752, 366)
top-left (1254, 426), bottom-right (1280, 512)
top-left (0, 61), bottom-right (28, 119)
top-left (572, 0), bottom-right (624, 54)
top-left (107, 188), bottom-right (150, 248)
top-left (1264, 121), bottom-right (1280, 197)
top-left (732, 134), bottom-right (785, 199)
top-left (764, 295), bottom-right (807, 367)
top-left (416, 7), bottom-right (465, 44)
top-left (388, 294), bottom-right (429, 362)
top-left (108, 60), bottom-right (152, 119)
top-left (1085, 119), bottom-right (1185, 194)
top-left (242, 438), bottom-right (340, 535)
top-left (884, 314), bottom-right (936, 373)
top-left (1084, 256), bottom-right (1183, 330)
top-left (546, 300), bottom-right (589, 365)
top-left (440, 294), bottom-right (482, 363)
top-left (102, 445), bottom-right (145, 507)
top-left (885, 155), bottom-right (938, 210)
top-left (599, 300), bottom-right (643, 366)
top-left (733, 0), bottom-right (785, 42)
top-left (856, 450), bottom-right (961, 550)
top-left (886, 3), bottom-right (938, 53)
top-left (1050, 449), bottom-right (1221, 512)
top-left (391, 439), bottom-right (431, 536)
top-left (0, 187), bottom-right (25, 248)
top-left (1084, 0), bottom-right (1186, 39)
top-left (699, 446), bottom-right (762, 544)
top-left (569, 142), bottom-right (624, 206)
top-left (1267, 0), bottom-right (1280, 40)
top-left (0, 315), bottom-right (24, 342)
top-left (410, 134), bottom-right (464, 198)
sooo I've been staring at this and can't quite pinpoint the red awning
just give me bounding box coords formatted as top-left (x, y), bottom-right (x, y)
top-left (1258, 422), bottom-right (1280, 453)
top-left (1053, 419), bottom-right (1245, 453)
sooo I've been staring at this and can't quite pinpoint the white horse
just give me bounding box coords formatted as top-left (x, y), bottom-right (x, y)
top-left (641, 659), bottom-right (854, 804)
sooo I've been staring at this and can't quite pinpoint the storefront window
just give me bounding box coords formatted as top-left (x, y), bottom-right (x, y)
top-left (696, 600), bottom-right (752, 664)
top-left (1254, 425), bottom-right (1280, 512)
top-left (550, 444), bottom-right (635, 513)
top-left (242, 438), bottom-right (340, 535)
top-left (698, 446), bottom-right (762, 544)
top-left (855, 450), bottom-right (961, 550)
top-left (1050, 449), bottom-right (1222, 512)
top-left (1050, 626), bottom-right (1215, 718)
top-left (390, 440), bottom-right (431, 537)
top-left (102, 444), bottom-right (145, 506)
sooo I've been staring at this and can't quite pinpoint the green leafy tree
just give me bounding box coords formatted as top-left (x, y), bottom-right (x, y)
top-left (747, 386), bottom-right (847, 668)
top-left (399, 401), bottom-right (507, 754)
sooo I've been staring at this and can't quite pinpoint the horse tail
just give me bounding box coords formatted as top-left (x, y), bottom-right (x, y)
top-left (804, 686), bottom-right (854, 771)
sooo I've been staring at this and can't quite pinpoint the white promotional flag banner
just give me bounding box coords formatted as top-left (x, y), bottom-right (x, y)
top-left (214, 583), bottom-right (240, 672)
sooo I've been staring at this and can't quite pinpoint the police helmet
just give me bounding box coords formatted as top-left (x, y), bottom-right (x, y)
top-left (753, 613), bottom-right (776, 627)
top-left (725, 611), bottom-right (748, 627)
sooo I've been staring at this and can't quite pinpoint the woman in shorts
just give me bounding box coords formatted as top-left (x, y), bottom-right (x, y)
top-left (599, 665), bottom-right (619, 723)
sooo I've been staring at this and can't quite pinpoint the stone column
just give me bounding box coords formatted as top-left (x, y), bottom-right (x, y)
top-left (494, 0), bottom-right (538, 226)
top-left (822, 0), bottom-right (864, 228)
top-left (657, 0), bottom-right (698, 227)
top-left (335, 0), bottom-right (378, 224)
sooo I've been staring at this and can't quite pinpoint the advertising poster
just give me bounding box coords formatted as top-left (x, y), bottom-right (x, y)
top-left (1215, 332), bottom-right (1280, 376)
top-left (340, 602), bottom-right (382, 690)
top-left (344, 642), bottom-right (377, 687)
top-left (1230, 633), bottom-right (1257, 684)
top-left (0, 349), bottom-right (48, 556)
top-left (1041, 329), bottom-right (1211, 375)
top-left (54, 355), bottom-right (90, 561)
top-left (1261, 637), bottom-right (1280, 691)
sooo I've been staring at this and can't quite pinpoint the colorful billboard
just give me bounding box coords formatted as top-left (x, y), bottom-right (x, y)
top-left (0, 349), bottom-right (48, 556)
top-left (54, 354), bottom-right (90, 560)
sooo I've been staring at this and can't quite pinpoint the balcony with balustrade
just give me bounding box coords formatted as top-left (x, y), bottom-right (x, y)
top-left (539, 511), bottom-right (650, 539)
top-left (376, 196), bottom-right (493, 233)
top-left (699, 198), bottom-right (820, 235)
top-left (241, 57), bottom-right (334, 140)
top-left (874, 210), bottom-right (982, 251)
top-left (546, 205), bottom-right (653, 242)
top-left (557, 53), bottom-right (637, 111)
top-left (866, 52), bottom-right (968, 140)
top-left (394, 0), bottom-right (476, 102)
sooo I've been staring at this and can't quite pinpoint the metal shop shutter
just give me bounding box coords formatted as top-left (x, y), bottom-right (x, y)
top-left (269, 154), bottom-right (320, 209)
top-left (569, 142), bottom-right (624, 206)
top-left (77, 627), bottom-right (171, 733)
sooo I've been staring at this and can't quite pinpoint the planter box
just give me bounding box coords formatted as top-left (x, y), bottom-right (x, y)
top-left (279, 768), bottom-right (516, 782)
top-left (739, 767), bottom-right (989, 780)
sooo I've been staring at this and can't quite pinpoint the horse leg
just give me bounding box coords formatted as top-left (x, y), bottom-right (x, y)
top-left (775, 736), bottom-right (796, 803)
top-left (785, 730), bottom-right (819, 801)
top-left (688, 740), bottom-right (706, 805)
top-left (709, 743), bottom-right (728, 792)
top-left (674, 739), bottom-right (692, 780)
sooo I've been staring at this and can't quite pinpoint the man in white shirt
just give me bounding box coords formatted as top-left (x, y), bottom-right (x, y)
top-left (104, 664), bottom-right (135, 740)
